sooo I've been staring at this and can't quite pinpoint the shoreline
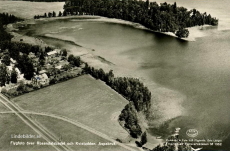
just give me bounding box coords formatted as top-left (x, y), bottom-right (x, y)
top-left (6, 16), bottom-right (188, 149)
top-left (68, 15), bottom-right (204, 41)
top-left (11, 15), bottom-right (212, 42)
top-left (7, 15), bottom-right (186, 124)
top-left (7, 14), bottom-right (186, 117)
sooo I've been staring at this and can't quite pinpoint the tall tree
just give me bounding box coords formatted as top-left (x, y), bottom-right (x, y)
top-left (2, 54), bottom-right (11, 66)
top-left (53, 11), bottom-right (56, 17)
top-left (58, 11), bottom-right (62, 17)
top-left (11, 67), bottom-right (18, 83)
top-left (17, 54), bottom-right (35, 80)
top-left (175, 28), bottom-right (189, 38)
top-left (0, 64), bottom-right (7, 86)
top-left (61, 49), bottom-right (67, 57)
top-left (140, 131), bottom-right (147, 146)
top-left (48, 12), bottom-right (52, 17)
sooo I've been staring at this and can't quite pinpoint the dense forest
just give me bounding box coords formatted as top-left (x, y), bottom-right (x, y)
top-left (63, 0), bottom-right (218, 38)
top-left (0, 13), bottom-right (23, 41)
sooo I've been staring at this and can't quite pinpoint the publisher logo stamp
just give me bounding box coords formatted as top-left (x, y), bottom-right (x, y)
top-left (186, 129), bottom-right (198, 138)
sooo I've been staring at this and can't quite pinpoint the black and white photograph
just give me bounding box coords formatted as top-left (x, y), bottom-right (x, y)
top-left (0, 0), bottom-right (229, 150)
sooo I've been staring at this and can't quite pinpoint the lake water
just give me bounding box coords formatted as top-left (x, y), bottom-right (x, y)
top-left (26, 21), bottom-right (230, 150)
top-left (1, 0), bottom-right (230, 150)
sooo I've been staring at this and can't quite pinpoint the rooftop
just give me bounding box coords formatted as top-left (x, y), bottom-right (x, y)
top-left (47, 50), bottom-right (57, 56)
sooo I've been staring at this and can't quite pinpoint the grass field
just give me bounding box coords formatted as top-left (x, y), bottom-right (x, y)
top-left (30, 114), bottom-right (128, 151)
top-left (0, 114), bottom-right (55, 151)
top-left (0, 102), bottom-right (9, 112)
top-left (12, 75), bottom-right (129, 141)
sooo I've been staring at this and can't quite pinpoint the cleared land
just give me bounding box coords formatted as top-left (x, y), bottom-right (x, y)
top-left (29, 114), bottom-right (128, 151)
top-left (0, 102), bottom-right (9, 112)
top-left (0, 114), bottom-right (55, 151)
top-left (12, 75), bottom-right (129, 141)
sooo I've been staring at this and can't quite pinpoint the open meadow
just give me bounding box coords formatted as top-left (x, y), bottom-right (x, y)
top-left (12, 75), bottom-right (129, 141)
top-left (30, 114), bottom-right (128, 151)
top-left (0, 102), bottom-right (10, 112)
top-left (0, 114), bottom-right (55, 151)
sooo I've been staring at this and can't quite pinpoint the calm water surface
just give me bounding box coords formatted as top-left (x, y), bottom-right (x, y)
top-left (26, 20), bottom-right (230, 150)
top-left (1, 0), bottom-right (230, 150)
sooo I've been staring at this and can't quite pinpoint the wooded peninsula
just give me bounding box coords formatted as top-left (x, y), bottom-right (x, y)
top-left (63, 0), bottom-right (218, 38)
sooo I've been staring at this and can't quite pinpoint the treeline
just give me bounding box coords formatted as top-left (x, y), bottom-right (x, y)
top-left (84, 63), bottom-right (151, 138)
top-left (119, 102), bottom-right (142, 138)
top-left (0, 13), bottom-right (23, 41)
top-left (0, 13), bottom-right (23, 26)
top-left (34, 11), bottom-right (66, 19)
top-left (84, 64), bottom-right (151, 113)
top-left (64, 0), bottom-right (218, 38)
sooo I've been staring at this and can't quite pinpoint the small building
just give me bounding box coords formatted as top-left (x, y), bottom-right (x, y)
top-left (55, 60), bottom-right (70, 70)
top-left (47, 50), bottom-right (58, 58)
top-left (15, 67), bottom-right (21, 75)
top-left (54, 49), bottom-right (61, 54)
top-left (7, 66), bottom-right (13, 71)
top-left (39, 70), bottom-right (47, 75)
top-left (10, 58), bottom-right (16, 64)
top-left (55, 65), bottom-right (62, 70)
top-left (17, 73), bottom-right (25, 83)
top-left (2, 83), bottom-right (18, 91)
top-left (31, 73), bottom-right (49, 86)
top-left (28, 52), bottom-right (36, 59)
top-left (32, 58), bottom-right (39, 67)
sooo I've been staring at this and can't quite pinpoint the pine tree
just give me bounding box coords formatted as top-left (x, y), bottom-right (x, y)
top-left (140, 131), bottom-right (147, 146)
top-left (53, 11), bottom-right (56, 17)
top-left (58, 11), bottom-right (62, 17)
top-left (0, 64), bottom-right (7, 86)
top-left (2, 54), bottom-right (10, 66)
top-left (11, 67), bottom-right (18, 83)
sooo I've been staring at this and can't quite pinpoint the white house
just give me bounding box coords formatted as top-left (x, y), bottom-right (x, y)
top-left (47, 50), bottom-right (58, 58)
top-left (10, 58), bottom-right (16, 65)
top-left (31, 73), bottom-right (49, 86)
top-left (38, 70), bottom-right (47, 75)
top-left (28, 52), bottom-right (36, 59)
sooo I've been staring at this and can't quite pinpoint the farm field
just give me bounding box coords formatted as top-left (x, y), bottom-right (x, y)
top-left (30, 114), bottom-right (128, 151)
top-left (0, 114), bottom-right (55, 151)
top-left (12, 75), bottom-right (129, 141)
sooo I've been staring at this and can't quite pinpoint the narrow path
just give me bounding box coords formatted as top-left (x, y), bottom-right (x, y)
top-left (0, 94), bottom-right (137, 151)
top-left (0, 94), bottom-right (73, 151)
top-left (0, 110), bottom-right (137, 151)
